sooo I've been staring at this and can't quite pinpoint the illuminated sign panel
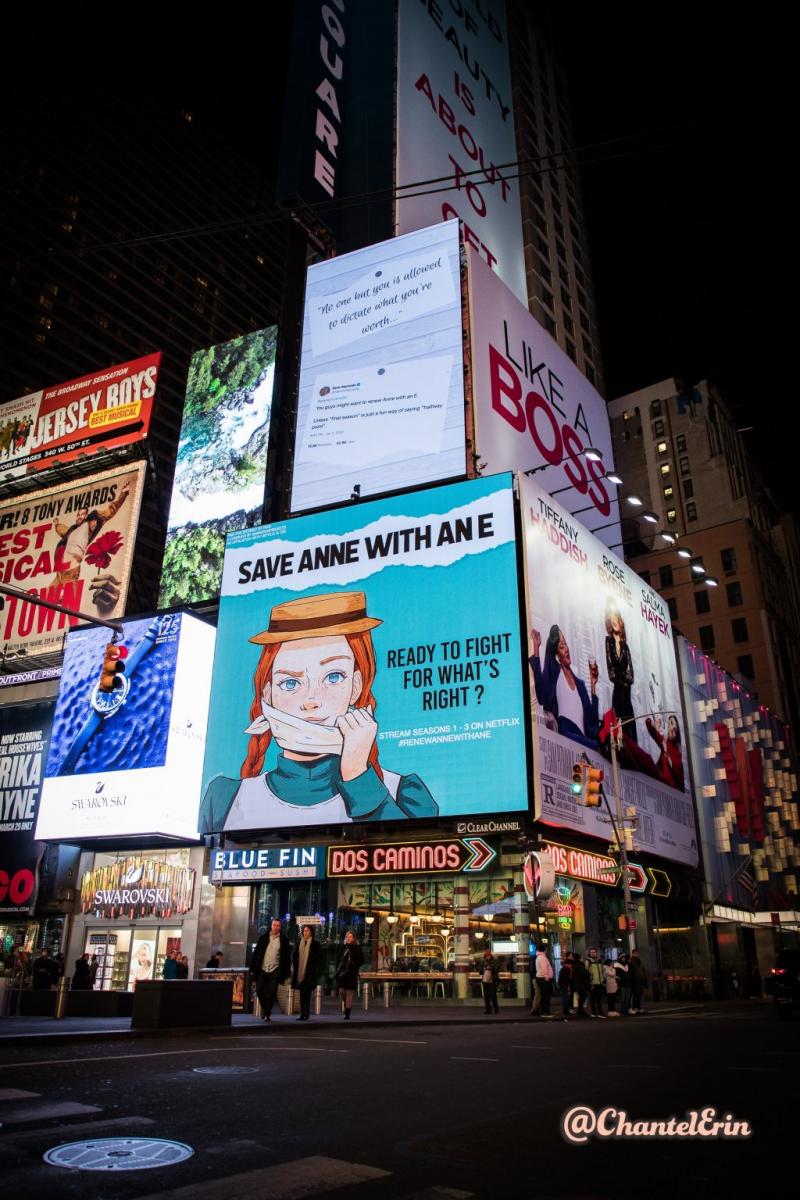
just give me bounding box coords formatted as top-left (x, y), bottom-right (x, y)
top-left (210, 846), bottom-right (325, 883)
top-left (158, 328), bottom-right (277, 607)
top-left (80, 857), bottom-right (195, 918)
top-left (0, 702), bottom-right (54, 914)
top-left (542, 842), bottom-right (620, 887)
top-left (36, 612), bottom-right (215, 841)
top-left (0, 354), bottom-right (160, 480)
top-left (290, 221), bottom-right (465, 513)
top-left (327, 836), bottom-right (496, 877)
top-left (200, 474), bottom-right (527, 835)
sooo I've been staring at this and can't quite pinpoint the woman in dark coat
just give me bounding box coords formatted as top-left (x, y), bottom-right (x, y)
top-left (72, 953), bottom-right (93, 990)
top-left (335, 931), bottom-right (364, 1020)
top-left (291, 925), bottom-right (322, 1021)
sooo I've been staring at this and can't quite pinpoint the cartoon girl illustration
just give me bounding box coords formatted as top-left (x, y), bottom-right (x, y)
top-left (199, 591), bottom-right (438, 832)
top-left (604, 599), bottom-right (636, 742)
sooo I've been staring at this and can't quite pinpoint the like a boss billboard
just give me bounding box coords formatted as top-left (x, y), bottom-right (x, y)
top-left (200, 474), bottom-right (528, 836)
top-left (467, 249), bottom-right (619, 549)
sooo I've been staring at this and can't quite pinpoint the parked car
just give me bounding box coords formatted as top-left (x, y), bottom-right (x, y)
top-left (771, 948), bottom-right (800, 1020)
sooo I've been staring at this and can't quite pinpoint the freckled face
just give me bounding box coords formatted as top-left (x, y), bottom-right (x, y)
top-left (263, 635), bottom-right (362, 725)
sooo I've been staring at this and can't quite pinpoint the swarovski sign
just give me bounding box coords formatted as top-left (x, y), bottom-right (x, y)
top-left (80, 857), bottom-right (195, 918)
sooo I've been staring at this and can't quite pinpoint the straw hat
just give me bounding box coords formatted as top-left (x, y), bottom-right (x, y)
top-left (250, 591), bottom-right (382, 645)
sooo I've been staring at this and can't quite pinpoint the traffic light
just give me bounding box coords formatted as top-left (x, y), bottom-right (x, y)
top-left (99, 642), bottom-right (128, 692)
top-left (585, 766), bottom-right (604, 806)
top-left (623, 826), bottom-right (635, 852)
top-left (571, 762), bottom-right (586, 798)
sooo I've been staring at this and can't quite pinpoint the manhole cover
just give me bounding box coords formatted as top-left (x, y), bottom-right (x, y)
top-left (192, 1065), bottom-right (259, 1075)
top-left (43, 1138), bottom-right (194, 1171)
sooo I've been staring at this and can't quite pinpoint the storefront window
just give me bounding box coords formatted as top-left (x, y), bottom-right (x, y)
top-left (85, 929), bottom-right (131, 991)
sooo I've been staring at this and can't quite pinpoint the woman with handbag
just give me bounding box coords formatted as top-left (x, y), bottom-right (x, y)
top-left (292, 925), bottom-right (322, 1021)
top-left (335, 931), bottom-right (364, 1020)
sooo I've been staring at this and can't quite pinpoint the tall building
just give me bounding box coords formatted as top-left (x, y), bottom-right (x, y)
top-left (608, 378), bottom-right (800, 734)
top-left (508, 3), bottom-right (605, 391)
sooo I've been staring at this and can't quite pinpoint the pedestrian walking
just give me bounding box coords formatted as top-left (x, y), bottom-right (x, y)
top-left (292, 924), bottom-right (321, 1021)
top-left (162, 950), bottom-right (178, 979)
top-left (570, 953), bottom-right (590, 1016)
top-left (251, 918), bottom-right (292, 1022)
top-left (531, 944), bottom-right (554, 1017)
top-left (335, 930), bottom-right (364, 1020)
top-left (604, 958), bottom-right (619, 1015)
top-left (557, 952), bottom-right (574, 1018)
top-left (176, 954), bottom-right (190, 979)
top-left (88, 955), bottom-right (99, 987)
top-left (480, 949), bottom-right (500, 1014)
top-left (629, 949), bottom-right (647, 1012)
top-left (587, 948), bottom-right (606, 1017)
top-left (72, 952), bottom-right (93, 990)
top-left (31, 947), bottom-right (60, 990)
top-left (615, 953), bottom-right (632, 1015)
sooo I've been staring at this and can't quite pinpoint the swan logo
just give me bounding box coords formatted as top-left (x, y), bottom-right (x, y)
top-left (123, 864), bottom-right (144, 886)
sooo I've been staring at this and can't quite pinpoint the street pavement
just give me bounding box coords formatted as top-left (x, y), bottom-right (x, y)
top-left (0, 1001), bottom-right (796, 1199)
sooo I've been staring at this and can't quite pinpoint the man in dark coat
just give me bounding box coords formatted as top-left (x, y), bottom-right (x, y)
top-left (31, 947), bottom-right (60, 990)
top-left (250, 919), bottom-right (291, 1021)
top-left (72, 953), bottom-right (93, 990)
top-left (291, 925), bottom-right (322, 1021)
top-left (570, 953), bottom-right (590, 1016)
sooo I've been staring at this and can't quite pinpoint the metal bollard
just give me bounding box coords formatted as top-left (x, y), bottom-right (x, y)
top-left (253, 994), bottom-right (263, 1019)
top-left (383, 980), bottom-right (391, 1009)
top-left (54, 977), bottom-right (70, 1020)
top-left (362, 980), bottom-right (369, 1012)
top-left (314, 985), bottom-right (322, 1015)
top-left (287, 986), bottom-right (295, 1016)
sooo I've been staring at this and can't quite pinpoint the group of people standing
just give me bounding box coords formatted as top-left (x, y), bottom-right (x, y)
top-left (533, 946), bottom-right (648, 1018)
top-left (162, 950), bottom-right (191, 979)
top-left (250, 919), bottom-right (364, 1022)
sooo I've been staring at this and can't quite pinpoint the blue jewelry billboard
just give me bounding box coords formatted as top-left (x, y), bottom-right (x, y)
top-left (200, 474), bottom-right (527, 834)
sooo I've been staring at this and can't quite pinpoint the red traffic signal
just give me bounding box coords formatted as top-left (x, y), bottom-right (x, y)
top-left (99, 642), bottom-right (128, 693)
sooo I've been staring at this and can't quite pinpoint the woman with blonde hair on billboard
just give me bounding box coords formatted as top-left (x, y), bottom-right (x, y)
top-left (199, 592), bottom-right (437, 832)
top-left (604, 600), bottom-right (637, 743)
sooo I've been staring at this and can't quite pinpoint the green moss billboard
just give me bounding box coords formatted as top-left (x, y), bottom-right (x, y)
top-left (158, 328), bottom-right (278, 607)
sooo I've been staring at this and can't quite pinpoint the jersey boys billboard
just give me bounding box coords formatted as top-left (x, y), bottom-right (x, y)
top-left (0, 702), bottom-right (54, 914)
top-left (201, 474), bottom-right (527, 835)
top-left (158, 327), bottom-right (277, 608)
top-left (36, 613), bottom-right (215, 841)
top-left (0, 353), bottom-right (160, 481)
top-left (290, 221), bottom-right (465, 513)
top-left (468, 250), bottom-right (619, 548)
top-left (396, 0), bottom-right (526, 305)
top-left (521, 475), bottom-right (698, 867)
top-left (0, 462), bottom-right (146, 656)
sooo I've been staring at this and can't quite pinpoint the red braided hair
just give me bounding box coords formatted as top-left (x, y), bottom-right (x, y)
top-left (240, 631), bottom-right (383, 781)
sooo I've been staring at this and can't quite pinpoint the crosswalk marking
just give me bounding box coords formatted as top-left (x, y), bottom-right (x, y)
top-left (129, 1156), bottom-right (390, 1200)
top-left (0, 1088), bottom-right (39, 1101)
top-left (0, 1101), bottom-right (102, 1125)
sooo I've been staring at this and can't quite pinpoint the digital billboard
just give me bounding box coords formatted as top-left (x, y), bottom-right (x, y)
top-left (396, 0), bottom-right (526, 305)
top-left (521, 474), bottom-right (698, 867)
top-left (290, 221), bottom-right (466, 513)
top-left (36, 612), bottom-right (215, 840)
top-left (0, 701), bottom-right (54, 913)
top-left (158, 327), bottom-right (278, 608)
top-left (201, 474), bottom-right (527, 834)
top-left (467, 249), bottom-right (620, 548)
top-left (0, 462), bottom-right (146, 657)
top-left (0, 353), bottom-right (160, 481)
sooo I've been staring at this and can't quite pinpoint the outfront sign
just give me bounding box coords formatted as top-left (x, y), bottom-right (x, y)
top-left (327, 836), bottom-right (496, 878)
top-left (210, 846), bottom-right (325, 883)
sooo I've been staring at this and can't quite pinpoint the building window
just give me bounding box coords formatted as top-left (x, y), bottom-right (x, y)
top-left (656, 441), bottom-right (668, 455)
top-left (660, 463), bottom-right (671, 477)
top-left (560, 285), bottom-right (572, 309)
top-left (679, 456), bottom-right (691, 475)
top-left (565, 338), bottom-right (576, 361)
top-left (721, 547), bottom-right (737, 575)
top-left (650, 399), bottom-right (663, 418)
top-left (539, 284), bottom-right (554, 311)
top-left (584, 363), bottom-right (596, 385)
top-left (666, 508), bottom-right (677, 524)
top-left (653, 419), bottom-right (665, 437)
top-left (683, 478), bottom-right (694, 498)
top-left (726, 581), bottom-right (743, 607)
top-left (663, 486), bottom-right (674, 500)
top-left (737, 654), bottom-right (755, 680)
top-left (695, 590), bottom-right (711, 614)
top-left (537, 257), bottom-right (552, 285)
top-left (668, 597), bottom-right (679, 622)
top-left (732, 617), bottom-right (749, 643)
top-left (686, 502), bottom-right (697, 521)
top-left (639, 570), bottom-right (651, 585)
top-left (542, 312), bottom-right (556, 337)
top-left (699, 625), bottom-right (715, 652)
top-left (676, 434), bottom-right (687, 452)
top-left (660, 565), bottom-right (674, 588)
top-left (563, 313), bottom-right (574, 335)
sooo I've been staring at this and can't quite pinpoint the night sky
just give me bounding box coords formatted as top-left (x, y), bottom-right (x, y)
top-left (554, 8), bottom-right (794, 512)
top-left (3, 5), bottom-right (794, 511)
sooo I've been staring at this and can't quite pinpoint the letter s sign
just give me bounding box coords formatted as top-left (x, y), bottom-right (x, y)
top-left (0, 868), bottom-right (35, 906)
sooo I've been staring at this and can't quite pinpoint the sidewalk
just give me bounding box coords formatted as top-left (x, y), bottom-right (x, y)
top-left (0, 998), bottom-right (710, 1045)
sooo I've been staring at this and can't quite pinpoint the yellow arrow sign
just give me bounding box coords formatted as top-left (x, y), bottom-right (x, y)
top-left (647, 867), bottom-right (672, 898)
